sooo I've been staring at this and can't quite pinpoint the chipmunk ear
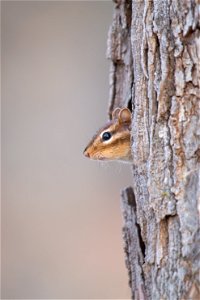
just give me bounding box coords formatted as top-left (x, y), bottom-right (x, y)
top-left (118, 108), bottom-right (132, 124)
top-left (112, 107), bottom-right (121, 120)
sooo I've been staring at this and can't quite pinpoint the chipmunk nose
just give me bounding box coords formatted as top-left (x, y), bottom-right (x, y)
top-left (83, 148), bottom-right (90, 158)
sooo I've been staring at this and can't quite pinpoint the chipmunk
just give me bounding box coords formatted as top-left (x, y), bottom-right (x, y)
top-left (83, 107), bottom-right (132, 162)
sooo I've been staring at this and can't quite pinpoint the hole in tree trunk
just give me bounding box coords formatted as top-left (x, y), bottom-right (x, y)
top-left (128, 99), bottom-right (132, 112)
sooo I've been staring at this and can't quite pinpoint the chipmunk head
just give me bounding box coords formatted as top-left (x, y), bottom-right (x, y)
top-left (83, 108), bottom-right (132, 162)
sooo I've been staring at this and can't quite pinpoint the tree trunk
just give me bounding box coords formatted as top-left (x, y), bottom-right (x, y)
top-left (107, 1), bottom-right (200, 299)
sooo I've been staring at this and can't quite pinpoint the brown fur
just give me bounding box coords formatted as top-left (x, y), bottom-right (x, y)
top-left (84, 108), bottom-right (132, 162)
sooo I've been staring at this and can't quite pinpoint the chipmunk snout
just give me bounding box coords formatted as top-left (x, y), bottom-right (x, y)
top-left (83, 148), bottom-right (90, 158)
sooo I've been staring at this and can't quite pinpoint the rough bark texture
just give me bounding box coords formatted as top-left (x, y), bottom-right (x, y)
top-left (107, 1), bottom-right (200, 299)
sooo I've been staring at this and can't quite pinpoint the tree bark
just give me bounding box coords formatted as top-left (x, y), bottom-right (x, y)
top-left (107, 1), bottom-right (200, 299)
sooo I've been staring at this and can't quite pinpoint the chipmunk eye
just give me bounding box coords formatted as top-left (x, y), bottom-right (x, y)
top-left (102, 131), bottom-right (112, 141)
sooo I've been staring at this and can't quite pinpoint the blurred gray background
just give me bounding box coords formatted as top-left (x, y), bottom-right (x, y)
top-left (2, 1), bottom-right (132, 299)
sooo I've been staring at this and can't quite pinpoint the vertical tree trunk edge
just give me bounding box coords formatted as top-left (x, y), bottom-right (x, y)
top-left (107, 1), bottom-right (200, 299)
